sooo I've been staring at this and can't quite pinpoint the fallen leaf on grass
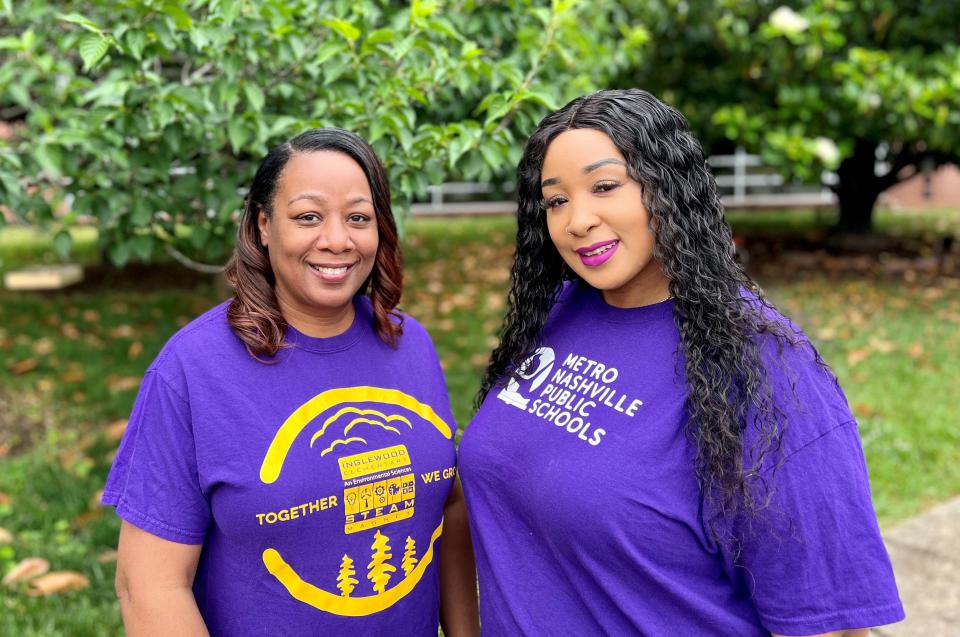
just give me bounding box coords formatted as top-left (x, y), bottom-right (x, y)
top-left (470, 353), bottom-right (489, 367)
top-left (60, 323), bottom-right (80, 340)
top-left (852, 402), bottom-right (876, 418)
top-left (815, 326), bottom-right (837, 340)
top-left (2, 557), bottom-right (50, 586)
top-left (36, 378), bottom-right (55, 393)
top-left (8, 358), bottom-right (38, 374)
top-left (868, 338), bottom-right (896, 353)
top-left (60, 368), bottom-right (87, 383)
top-left (32, 337), bottom-right (55, 356)
top-left (127, 341), bottom-right (144, 359)
top-left (906, 342), bottom-right (925, 359)
top-left (106, 375), bottom-right (141, 392)
top-left (81, 309), bottom-right (100, 323)
top-left (0, 528), bottom-right (13, 544)
top-left (96, 550), bottom-right (118, 564)
top-left (109, 325), bottom-right (136, 339)
top-left (846, 348), bottom-right (872, 366)
top-left (105, 420), bottom-right (128, 442)
top-left (27, 571), bottom-right (90, 596)
top-left (0, 491), bottom-right (10, 505)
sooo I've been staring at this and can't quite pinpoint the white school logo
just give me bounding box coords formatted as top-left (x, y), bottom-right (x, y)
top-left (496, 347), bottom-right (556, 410)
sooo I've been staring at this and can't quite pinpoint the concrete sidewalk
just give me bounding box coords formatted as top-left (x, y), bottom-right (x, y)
top-left (875, 496), bottom-right (960, 637)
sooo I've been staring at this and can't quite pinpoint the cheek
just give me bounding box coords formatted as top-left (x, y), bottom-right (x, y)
top-left (545, 217), bottom-right (566, 248)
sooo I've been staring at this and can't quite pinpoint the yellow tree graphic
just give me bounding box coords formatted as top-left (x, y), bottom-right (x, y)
top-left (402, 536), bottom-right (418, 577)
top-left (336, 554), bottom-right (358, 597)
top-left (367, 530), bottom-right (396, 594)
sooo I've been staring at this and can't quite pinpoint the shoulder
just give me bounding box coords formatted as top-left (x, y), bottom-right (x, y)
top-left (392, 308), bottom-right (437, 353)
top-left (545, 279), bottom-right (586, 325)
top-left (148, 300), bottom-right (243, 377)
top-left (743, 295), bottom-right (855, 457)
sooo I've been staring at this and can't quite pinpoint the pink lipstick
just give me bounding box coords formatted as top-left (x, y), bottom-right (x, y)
top-left (575, 240), bottom-right (619, 267)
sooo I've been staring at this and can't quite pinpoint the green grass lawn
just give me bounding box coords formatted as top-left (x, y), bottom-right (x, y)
top-left (0, 210), bottom-right (958, 634)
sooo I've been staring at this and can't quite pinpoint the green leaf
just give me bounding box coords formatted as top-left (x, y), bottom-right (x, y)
top-left (322, 18), bottom-right (361, 43)
top-left (78, 33), bottom-right (110, 72)
top-left (369, 119), bottom-right (388, 144)
top-left (365, 28), bottom-right (395, 46)
top-left (315, 39), bottom-right (345, 65)
top-left (227, 119), bottom-right (248, 153)
top-left (131, 234), bottom-right (154, 261)
top-left (124, 30), bottom-right (147, 60)
top-left (53, 230), bottom-right (73, 258)
top-left (109, 242), bottom-right (131, 267)
top-left (411, 0), bottom-right (438, 19)
top-left (0, 169), bottom-right (23, 201)
top-left (163, 2), bottom-right (194, 30)
top-left (56, 13), bottom-right (102, 34)
top-left (243, 84), bottom-right (265, 112)
top-left (131, 198), bottom-right (153, 226)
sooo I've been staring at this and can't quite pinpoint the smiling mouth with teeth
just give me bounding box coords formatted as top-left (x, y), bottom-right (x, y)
top-left (309, 264), bottom-right (353, 275)
top-left (583, 242), bottom-right (617, 257)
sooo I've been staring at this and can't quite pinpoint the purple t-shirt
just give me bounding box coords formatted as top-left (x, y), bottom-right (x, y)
top-left (103, 298), bottom-right (457, 636)
top-left (458, 281), bottom-right (903, 636)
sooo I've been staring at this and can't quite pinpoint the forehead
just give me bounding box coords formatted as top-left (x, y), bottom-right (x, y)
top-left (542, 129), bottom-right (624, 175)
top-left (276, 151), bottom-right (372, 200)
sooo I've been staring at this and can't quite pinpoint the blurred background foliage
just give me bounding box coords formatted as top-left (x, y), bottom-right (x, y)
top-left (3, 0), bottom-right (959, 257)
top-left (624, 0), bottom-right (960, 232)
top-left (0, 0), bottom-right (643, 265)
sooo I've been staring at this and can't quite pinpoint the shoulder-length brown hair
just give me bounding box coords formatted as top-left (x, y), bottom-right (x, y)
top-left (224, 128), bottom-right (403, 358)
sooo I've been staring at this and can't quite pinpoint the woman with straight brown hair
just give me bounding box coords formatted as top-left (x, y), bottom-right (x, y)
top-left (103, 128), bottom-right (478, 636)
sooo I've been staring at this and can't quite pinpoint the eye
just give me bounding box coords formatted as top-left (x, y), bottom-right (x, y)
top-left (347, 213), bottom-right (372, 224)
top-left (297, 212), bottom-right (321, 223)
top-left (542, 195), bottom-right (568, 210)
top-left (592, 180), bottom-right (622, 194)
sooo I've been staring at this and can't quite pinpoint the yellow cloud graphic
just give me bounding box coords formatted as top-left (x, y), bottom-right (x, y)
top-left (309, 407), bottom-right (412, 448)
top-left (318, 437), bottom-right (367, 457)
top-left (343, 418), bottom-right (401, 436)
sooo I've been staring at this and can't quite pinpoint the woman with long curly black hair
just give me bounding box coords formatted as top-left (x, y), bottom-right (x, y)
top-left (457, 90), bottom-right (903, 636)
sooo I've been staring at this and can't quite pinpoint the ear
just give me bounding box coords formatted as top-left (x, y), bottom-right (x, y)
top-left (257, 207), bottom-right (270, 247)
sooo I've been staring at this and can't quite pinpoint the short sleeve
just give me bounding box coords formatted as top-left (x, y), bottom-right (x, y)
top-left (735, 421), bottom-right (904, 634)
top-left (102, 369), bottom-right (210, 544)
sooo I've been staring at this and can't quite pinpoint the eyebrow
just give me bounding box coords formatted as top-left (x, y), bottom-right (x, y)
top-left (583, 158), bottom-right (626, 174)
top-left (287, 193), bottom-right (373, 206)
top-left (540, 158), bottom-right (627, 188)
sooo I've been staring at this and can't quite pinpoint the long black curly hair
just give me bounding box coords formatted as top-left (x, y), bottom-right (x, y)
top-left (478, 88), bottom-right (802, 529)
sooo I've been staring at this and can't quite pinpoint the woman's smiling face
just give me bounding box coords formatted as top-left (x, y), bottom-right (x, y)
top-left (258, 150), bottom-right (379, 327)
top-left (541, 128), bottom-right (670, 308)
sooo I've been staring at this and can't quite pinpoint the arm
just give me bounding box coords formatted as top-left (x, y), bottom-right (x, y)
top-left (773, 631), bottom-right (869, 637)
top-left (115, 521), bottom-right (209, 637)
top-left (439, 477), bottom-right (480, 637)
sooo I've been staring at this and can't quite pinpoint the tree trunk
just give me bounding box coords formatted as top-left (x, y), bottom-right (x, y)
top-left (833, 140), bottom-right (883, 234)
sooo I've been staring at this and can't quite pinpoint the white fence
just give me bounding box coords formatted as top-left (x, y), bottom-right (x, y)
top-left (410, 148), bottom-right (837, 216)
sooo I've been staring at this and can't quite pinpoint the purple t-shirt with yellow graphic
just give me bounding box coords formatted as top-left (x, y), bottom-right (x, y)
top-left (103, 298), bottom-right (456, 636)
top-left (458, 281), bottom-right (903, 636)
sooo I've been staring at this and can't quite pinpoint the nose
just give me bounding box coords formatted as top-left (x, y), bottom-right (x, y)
top-left (564, 199), bottom-right (600, 237)
top-left (315, 217), bottom-right (354, 253)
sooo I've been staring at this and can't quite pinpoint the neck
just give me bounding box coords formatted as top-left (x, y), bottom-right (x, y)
top-left (601, 273), bottom-right (672, 309)
top-left (278, 297), bottom-right (356, 338)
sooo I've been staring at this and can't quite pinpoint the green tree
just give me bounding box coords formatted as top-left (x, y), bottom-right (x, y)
top-left (0, 0), bottom-right (645, 265)
top-left (622, 0), bottom-right (960, 233)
